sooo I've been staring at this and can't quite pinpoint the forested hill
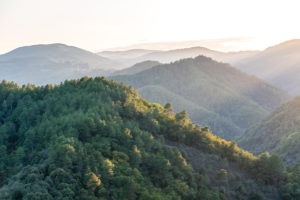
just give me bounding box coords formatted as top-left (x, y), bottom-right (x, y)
top-left (0, 77), bottom-right (297, 199)
top-left (238, 96), bottom-right (300, 165)
top-left (111, 56), bottom-right (290, 140)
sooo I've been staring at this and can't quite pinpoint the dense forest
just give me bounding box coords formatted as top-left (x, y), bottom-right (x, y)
top-left (239, 96), bottom-right (300, 165)
top-left (0, 77), bottom-right (298, 200)
top-left (111, 56), bottom-right (290, 140)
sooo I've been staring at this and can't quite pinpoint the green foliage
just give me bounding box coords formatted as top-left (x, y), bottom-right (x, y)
top-left (0, 77), bottom-right (291, 199)
top-left (0, 78), bottom-right (223, 199)
top-left (239, 96), bottom-right (300, 165)
top-left (280, 164), bottom-right (300, 200)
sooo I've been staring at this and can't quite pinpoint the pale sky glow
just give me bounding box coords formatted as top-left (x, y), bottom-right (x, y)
top-left (1, 0), bottom-right (300, 54)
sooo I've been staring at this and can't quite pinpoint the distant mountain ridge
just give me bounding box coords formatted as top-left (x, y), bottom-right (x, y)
top-left (0, 43), bottom-right (120, 85)
top-left (112, 60), bottom-right (161, 75)
top-left (98, 46), bottom-right (259, 68)
top-left (111, 56), bottom-right (290, 140)
top-left (100, 39), bottom-right (300, 95)
top-left (101, 38), bottom-right (257, 52)
top-left (100, 49), bottom-right (159, 59)
top-left (135, 46), bottom-right (258, 64)
top-left (236, 39), bottom-right (300, 94)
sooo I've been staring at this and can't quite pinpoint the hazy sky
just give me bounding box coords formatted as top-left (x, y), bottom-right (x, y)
top-left (1, 0), bottom-right (300, 54)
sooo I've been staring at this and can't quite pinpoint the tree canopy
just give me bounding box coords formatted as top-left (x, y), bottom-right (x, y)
top-left (0, 77), bottom-right (296, 199)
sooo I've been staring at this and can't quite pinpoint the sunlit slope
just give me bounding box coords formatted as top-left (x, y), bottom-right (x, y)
top-left (0, 77), bottom-right (288, 199)
top-left (111, 56), bottom-right (290, 140)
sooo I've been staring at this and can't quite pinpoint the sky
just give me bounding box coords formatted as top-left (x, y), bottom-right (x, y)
top-left (1, 0), bottom-right (300, 54)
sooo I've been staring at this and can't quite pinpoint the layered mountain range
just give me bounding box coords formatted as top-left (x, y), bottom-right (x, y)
top-left (105, 39), bottom-right (300, 95)
top-left (111, 56), bottom-right (290, 140)
top-left (1, 40), bottom-right (300, 199)
top-left (235, 39), bottom-right (300, 95)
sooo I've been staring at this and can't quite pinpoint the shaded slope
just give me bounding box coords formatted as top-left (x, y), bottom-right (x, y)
top-left (238, 96), bottom-right (300, 165)
top-left (138, 85), bottom-right (242, 139)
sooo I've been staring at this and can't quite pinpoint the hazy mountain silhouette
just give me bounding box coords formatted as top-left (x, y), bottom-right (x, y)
top-left (236, 39), bottom-right (300, 94)
top-left (98, 46), bottom-right (258, 67)
top-left (102, 38), bottom-right (254, 51)
top-left (112, 60), bottom-right (161, 75)
top-left (0, 43), bottom-right (120, 85)
top-left (135, 47), bottom-right (258, 64)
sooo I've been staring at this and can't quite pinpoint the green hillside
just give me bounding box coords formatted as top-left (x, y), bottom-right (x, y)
top-left (238, 96), bottom-right (300, 165)
top-left (111, 56), bottom-right (290, 140)
top-left (138, 85), bottom-right (242, 139)
top-left (0, 77), bottom-right (296, 200)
